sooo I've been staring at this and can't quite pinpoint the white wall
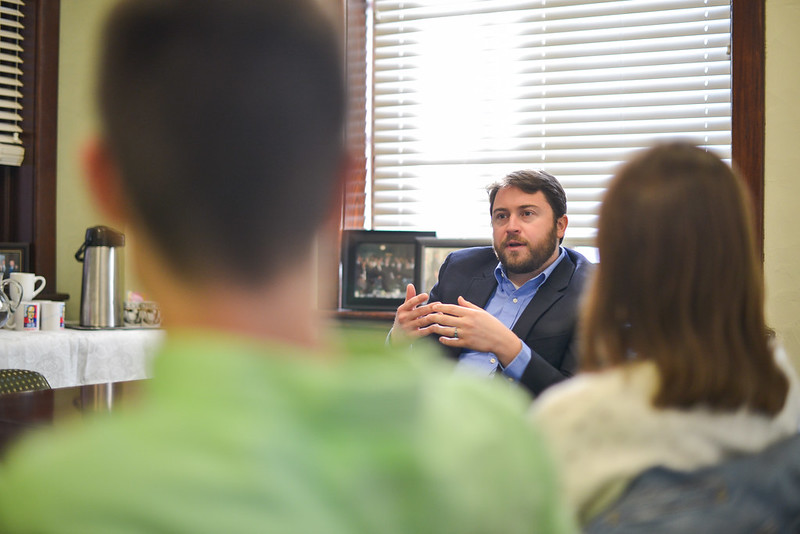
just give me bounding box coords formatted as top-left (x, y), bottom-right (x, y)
top-left (57, 0), bottom-right (131, 322)
top-left (765, 0), bottom-right (800, 371)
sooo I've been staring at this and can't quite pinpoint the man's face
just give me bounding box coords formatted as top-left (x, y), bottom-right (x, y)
top-left (491, 187), bottom-right (567, 279)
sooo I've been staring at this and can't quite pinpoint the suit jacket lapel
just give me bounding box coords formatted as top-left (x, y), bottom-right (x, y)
top-left (511, 252), bottom-right (576, 339)
top-left (463, 263), bottom-right (498, 308)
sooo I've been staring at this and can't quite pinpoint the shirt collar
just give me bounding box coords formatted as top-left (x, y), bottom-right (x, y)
top-left (494, 246), bottom-right (566, 290)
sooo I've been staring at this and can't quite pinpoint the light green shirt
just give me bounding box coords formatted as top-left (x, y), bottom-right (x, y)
top-left (0, 328), bottom-right (576, 533)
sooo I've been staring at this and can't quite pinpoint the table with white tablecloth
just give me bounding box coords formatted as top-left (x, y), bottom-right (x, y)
top-left (0, 328), bottom-right (165, 388)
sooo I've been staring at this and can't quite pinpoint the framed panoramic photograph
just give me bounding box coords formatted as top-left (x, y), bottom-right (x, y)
top-left (341, 230), bottom-right (434, 311)
top-left (415, 238), bottom-right (492, 294)
top-left (0, 242), bottom-right (29, 279)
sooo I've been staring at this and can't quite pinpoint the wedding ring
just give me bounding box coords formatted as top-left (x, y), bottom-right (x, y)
top-left (453, 327), bottom-right (458, 339)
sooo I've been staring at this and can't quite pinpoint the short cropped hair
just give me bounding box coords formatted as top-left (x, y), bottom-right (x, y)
top-left (580, 142), bottom-right (788, 415)
top-left (486, 170), bottom-right (567, 221)
top-left (98, 0), bottom-right (345, 282)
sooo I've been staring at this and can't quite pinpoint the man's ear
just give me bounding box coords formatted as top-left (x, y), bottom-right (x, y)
top-left (556, 214), bottom-right (568, 239)
top-left (81, 135), bottom-right (129, 224)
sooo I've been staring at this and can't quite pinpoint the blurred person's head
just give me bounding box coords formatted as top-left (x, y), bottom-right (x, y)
top-left (581, 142), bottom-right (788, 414)
top-left (89, 0), bottom-right (345, 285)
top-left (487, 170), bottom-right (568, 282)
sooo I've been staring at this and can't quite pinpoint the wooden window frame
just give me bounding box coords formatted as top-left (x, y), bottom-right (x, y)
top-left (345, 0), bottom-right (765, 253)
top-left (0, 0), bottom-right (61, 299)
top-left (731, 0), bottom-right (765, 256)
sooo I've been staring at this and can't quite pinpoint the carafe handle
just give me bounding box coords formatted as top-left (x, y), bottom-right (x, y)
top-left (0, 279), bottom-right (22, 312)
top-left (75, 240), bottom-right (87, 262)
top-left (1, 279), bottom-right (23, 329)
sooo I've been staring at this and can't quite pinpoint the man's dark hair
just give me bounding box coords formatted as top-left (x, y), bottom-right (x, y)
top-left (487, 170), bottom-right (567, 221)
top-left (98, 0), bottom-right (345, 282)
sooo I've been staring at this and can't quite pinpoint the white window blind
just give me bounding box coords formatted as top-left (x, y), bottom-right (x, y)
top-left (370, 0), bottom-right (731, 244)
top-left (0, 0), bottom-right (24, 166)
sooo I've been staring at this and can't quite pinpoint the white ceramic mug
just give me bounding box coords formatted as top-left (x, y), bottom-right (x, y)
top-left (39, 300), bottom-right (65, 331)
top-left (9, 272), bottom-right (46, 302)
top-left (123, 301), bottom-right (141, 326)
top-left (139, 301), bottom-right (161, 328)
top-left (7, 301), bottom-right (40, 331)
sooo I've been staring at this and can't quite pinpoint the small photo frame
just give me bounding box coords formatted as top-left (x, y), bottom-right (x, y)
top-left (341, 230), bottom-right (434, 310)
top-left (0, 242), bottom-right (29, 279)
top-left (415, 238), bottom-right (492, 294)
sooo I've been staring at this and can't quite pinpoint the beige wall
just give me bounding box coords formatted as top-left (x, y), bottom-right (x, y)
top-left (56, 1), bottom-right (800, 348)
top-left (57, 0), bottom-right (125, 322)
top-left (765, 0), bottom-right (800, 370)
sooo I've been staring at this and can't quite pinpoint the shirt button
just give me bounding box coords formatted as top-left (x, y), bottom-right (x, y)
top-left (507, 377), bottom-right (515, 382)
top-left (490, 358), bottom-right (497, 364)
top-left (513, 298), bottom-right (518, 303)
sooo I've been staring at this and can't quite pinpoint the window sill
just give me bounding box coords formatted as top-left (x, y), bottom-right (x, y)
top-left (327, 309), bottom-right (395, 322)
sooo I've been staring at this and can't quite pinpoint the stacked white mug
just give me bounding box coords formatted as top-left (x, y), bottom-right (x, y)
top-left (5, 272), bottom-right (47, 331)
top-left (39, 300), bottom-right (65, 331)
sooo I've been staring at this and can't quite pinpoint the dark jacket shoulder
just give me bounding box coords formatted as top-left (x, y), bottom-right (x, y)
top-left (559, 247), bottom-right (594, 288)
top-left (430, 245), bottom-right (593, 305)
top-left (441, 246), bottom-right (497, 271)
top-left (427, 246), bottom-right (497, 303)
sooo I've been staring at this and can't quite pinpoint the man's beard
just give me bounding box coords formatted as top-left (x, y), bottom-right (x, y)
top-left (494, 222), bottom-right (559, 276)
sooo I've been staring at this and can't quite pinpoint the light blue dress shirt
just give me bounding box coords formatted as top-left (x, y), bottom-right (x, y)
top-left (454, 247), bottom-right (566, 383)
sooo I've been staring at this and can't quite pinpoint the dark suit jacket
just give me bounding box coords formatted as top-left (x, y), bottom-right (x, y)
top-left (428, 246), bottom-right (593, 397)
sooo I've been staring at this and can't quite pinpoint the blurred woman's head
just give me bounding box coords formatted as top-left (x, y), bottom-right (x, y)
top-left (581, 142), bottom-right (787, 414)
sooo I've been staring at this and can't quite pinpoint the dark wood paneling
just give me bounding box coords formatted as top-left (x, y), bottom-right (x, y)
top-left (0, 0), bottom-right (62, 299)
top-left (343, 0), bottom-right (367, 230)
top-left (731, 0), bottom-right (766, 257)
top-left (30, 0), bottom-right (61, 295)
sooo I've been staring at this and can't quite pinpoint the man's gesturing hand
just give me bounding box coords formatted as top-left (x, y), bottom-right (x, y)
top-left (429, 296), bottom-right (522, 366)
top-left (389, 284), bottom-right (439, 345)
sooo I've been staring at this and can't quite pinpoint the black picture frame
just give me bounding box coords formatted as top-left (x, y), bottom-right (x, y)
top-left (415, 238), bottom-right (492, 294)
top-left (341, 230), bottom-right (435, 311)
top-left (0, 242), bottom-right (29, 279)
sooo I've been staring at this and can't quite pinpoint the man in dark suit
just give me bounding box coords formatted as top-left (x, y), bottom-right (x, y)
top-left (390, 170), bottom-right (593, 397)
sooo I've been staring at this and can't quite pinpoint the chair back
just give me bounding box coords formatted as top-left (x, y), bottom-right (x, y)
top-left (0, 369), bottom-right (51, 394)
top-left (585, 433), bottom-right (800, 534)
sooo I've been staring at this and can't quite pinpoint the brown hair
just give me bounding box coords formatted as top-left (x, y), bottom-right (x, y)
top-left (98, 0), bottom-right (345, 282)
top-left (580, 142), bottom-right (788, 414)
top-left (487, 169), bottom-right (567, 220)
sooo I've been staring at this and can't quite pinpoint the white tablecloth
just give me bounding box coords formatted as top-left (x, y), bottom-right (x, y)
top-left (0, 328), bottom-right (166, 388)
